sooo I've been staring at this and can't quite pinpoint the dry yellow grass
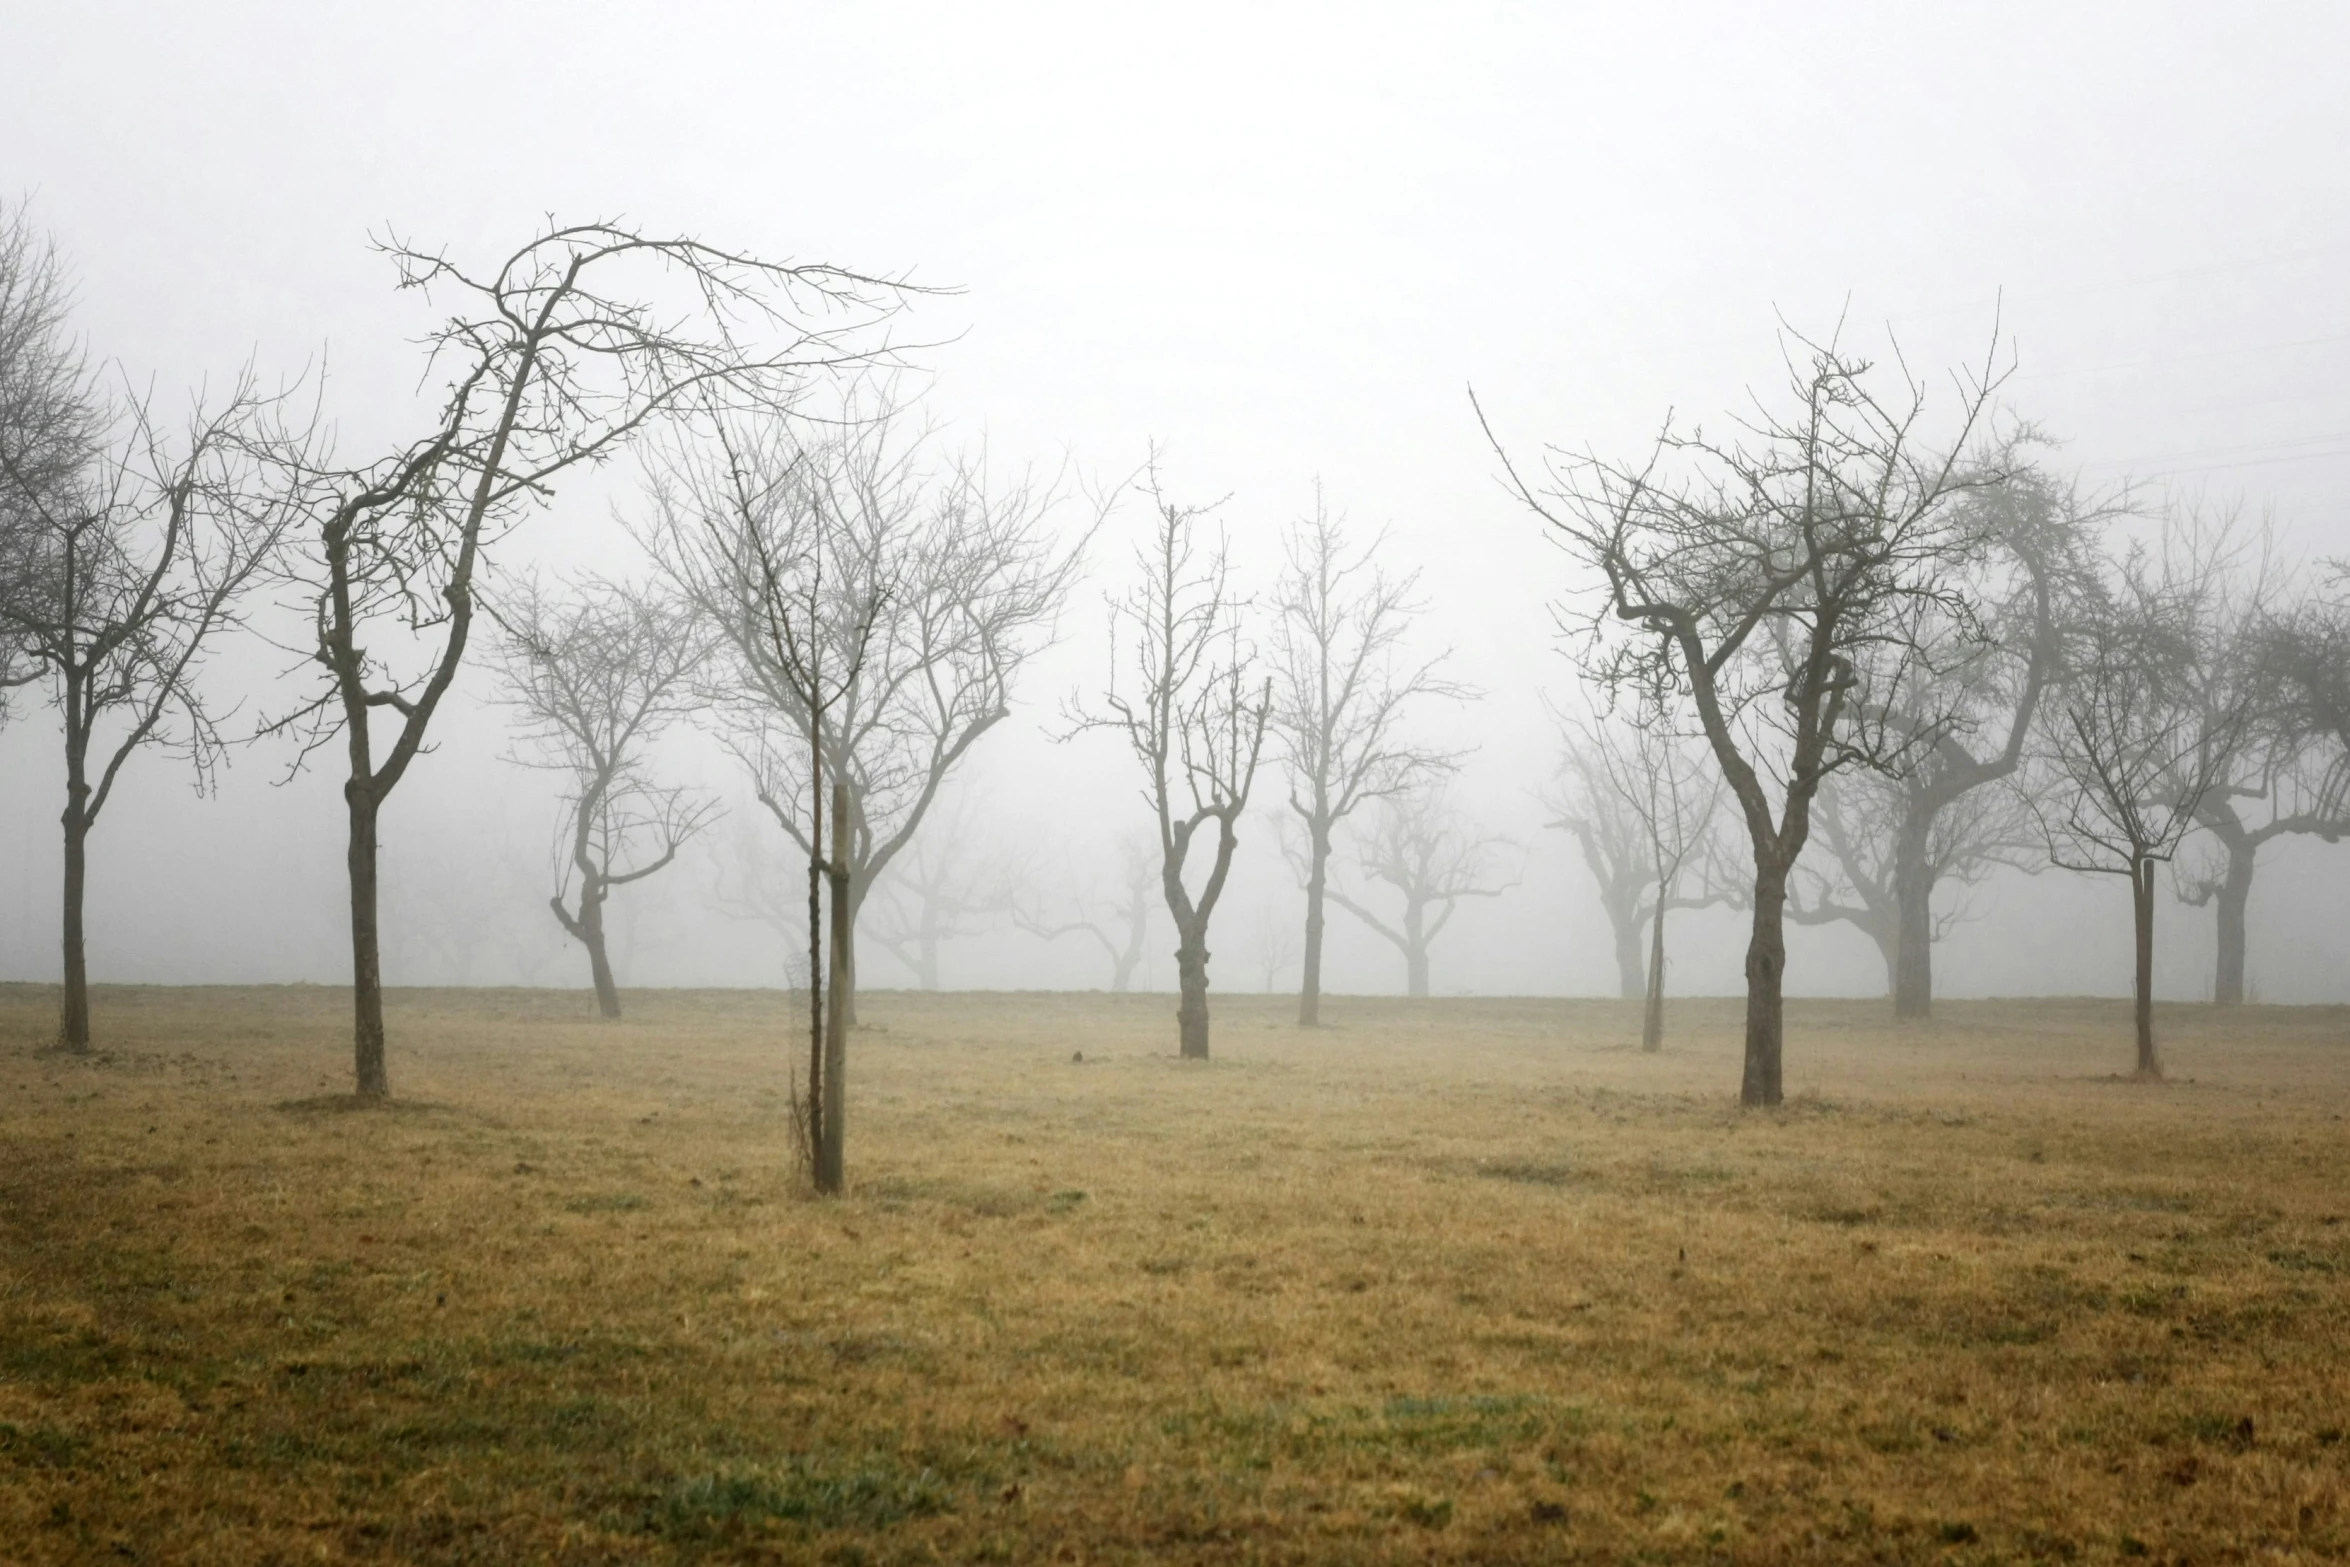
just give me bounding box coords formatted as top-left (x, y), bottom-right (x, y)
top-left (2, 982), bottom-right (2347, 1564)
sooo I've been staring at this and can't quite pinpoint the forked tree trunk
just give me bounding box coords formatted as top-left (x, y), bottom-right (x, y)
top-left (2210, 838), bottom-right (2255, 1008)
top-left (1890, 816), bottom-right (1935, 1019)
top-left (1175, 925), bottom-right (1211, 1058)
top-left (60, 784), bottom-right (91, 1054)
top-left (1641, 895), bottom-right (1666, 1053)
top-left (347, 779), bottom-right (389, 1099)
top-left (1611, 900), bottom-right (1645, 1001)
top-left (1299, 822), bottom-right (1330, 1025)
top-left (2131, 855), bottom-right (2161, 1080)
top-left (1741, 858), bottom-right (1789, 1107)
top-left (818, 782), bottom-right (851, 1194)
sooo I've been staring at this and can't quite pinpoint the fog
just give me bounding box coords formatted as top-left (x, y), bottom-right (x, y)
top-left (5, 2), bottom-right (2347, 1005)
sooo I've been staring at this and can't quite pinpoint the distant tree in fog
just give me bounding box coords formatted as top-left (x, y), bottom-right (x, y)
top-left (0, 202), bottom-right (307, 1051)
top-left (2036, 514), bottom-right (2254, 1080)
top-left (268, 219), bottom-right (904, 1101)
top-left (1013, 829), bottom-right (1157, 992)
top-left (383, 812), bottom-right (570, 987)
top-left (1790, 457), bottom-right (2103, 1016)
top-left (1067, 469), bottom-right (1271, 1057)
top-left (1787, 766), bottom-right (2037, 996)
top-left (863, 790), bottom-right (1016, 990)
top-left (1549, 694), bottom-right (1727, 1050)
top-left (1327, 784), bottom-right (1517, 1000)
top-left (706, 816), bottom-right (811, 990)
top-left (2163, 526), bottom-right (2345, 1006)
top-left (490, 575), bottom-right (716, 1019)
top-left (1249, 900), bottom-right (1299, 994)
top-left (1482, 325), bottom-right (2006, 1104)
top-left (1267, 492), bottom-right (1464, 1026)
top-left (644, 388), bottom-right (1095, 1030)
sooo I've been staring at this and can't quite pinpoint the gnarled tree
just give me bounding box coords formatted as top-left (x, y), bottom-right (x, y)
top-left (1787, 763), bottom-right (2040, 996)
top-left (1068, 473), bottom-right (1270, 1057)
top-left (1267, 492), bottom-right (1462, 1025)
top-left (1482, 326), bottom-right (2005, 1104)
top-left (490, 575), bottom-right (716, 1018)
top-left (1805, 459), bottom-right (2104, 1015)
top-left (275, 220), bottom-right (905, 1100)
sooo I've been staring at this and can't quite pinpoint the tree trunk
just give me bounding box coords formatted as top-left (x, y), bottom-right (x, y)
top-left (818, 782), bottom-right (850, 1193)
top-left (1741, 858), bottom-right (1788, 1107)
top-left (917, 910), bottom-right (941, 991)
top-left (1403, 901), bottom-right (1429, 999)
top-left (578, 881), bottom-right (621, 1020)
top-left (347, 779), bottom-right (389, 1100)
top-left (1641, 894), bottom-right (1666, 1053)
top-left (841, 879), bottom-right (861, 1026)
top-left (59, 794), bottom-right (91, 1053)
top-left (1890, 817), bottom-right (1933, 1019)
top-left (1298, 821), bottom-right (1329, 1025)
top-left (804, 760), bottom-right (824, 1186)
top-left (59, 732), bottom-right (93, 1052)
top-left (1175, 925), bottom-right (1211, 1059)
top-left (1612, 899), bottom-right (1645, 1001)
top-left (2132, 855), bottom-right (2161, 1080)
top-left (2211, 838), bottom-right (2255, 1007)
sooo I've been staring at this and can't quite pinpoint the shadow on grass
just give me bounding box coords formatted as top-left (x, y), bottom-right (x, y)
top-left (272, 1094), bottom-right (450, 1115)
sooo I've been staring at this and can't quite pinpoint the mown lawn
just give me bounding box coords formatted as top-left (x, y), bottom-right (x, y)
top-left (2, 983), bottom-right (2346, 1563)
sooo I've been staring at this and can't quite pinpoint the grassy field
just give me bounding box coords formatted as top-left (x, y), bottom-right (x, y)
top-left (2, 983), bottom-right (2347, 1564)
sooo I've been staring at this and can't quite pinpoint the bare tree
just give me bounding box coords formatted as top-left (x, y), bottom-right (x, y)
top-left (2163, 527), bottom-right (2344, 1005)
top-left (272, 219), bottom-right (907, 1101)
top-left (863, 790), bottom-right (1014, 990)
top-left (1012, 829), bottom-right (1157, 991)
top-left (1268, 492), bottom-right (1463, 1025)
top-left (384, 807), bottom-right (571, 987)
top-left (639, 406), bottom-right (896, 1194)
top-left (2036, 519), bottom-right (2252, 1079)
top-left (646, 388), bottom-right (1093, 1027)
top-left (1803, 459), bottom-right (2106, 1015)
top-left (490, 575), bottom-right (716, 1018)
top-left (1481, 325), bottom-right (2005, 1104)
top-left (1326, 784), bottom-right (1518, 999)
top-left (0, 200), bottom-right (81, 702)
top-left (1552, 697), bottom-right (1726, 1049)
top-left (1787, 765), bottom-right (2040, 994)
top-left (1067, 472), bottom-right (1271, 1058)
top-left (0, 204), bottom-right (306, 1049)
top-left (706, 815), bottom-right (812, 989)
top-left (1545, 696), bottom-right (1737, 1002)
top-left (1249, 900), bottom-right (1299, 994)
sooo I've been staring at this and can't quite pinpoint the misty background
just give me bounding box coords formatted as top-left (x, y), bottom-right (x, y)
top-left (3, 2), bottom-right (2346, 1004)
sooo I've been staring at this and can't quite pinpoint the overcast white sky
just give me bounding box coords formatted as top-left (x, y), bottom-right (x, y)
top-left (5, 2), bottom-right (2348, 1003)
